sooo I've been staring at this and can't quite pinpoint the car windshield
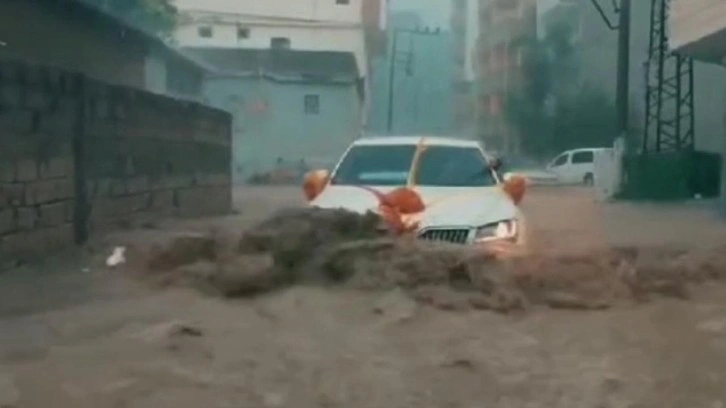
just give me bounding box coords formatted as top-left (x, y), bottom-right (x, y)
top-left (417, 146), bottom-right (496, 187)
top-left (331, 144), bottom-right (497, 187)
top-left (331, 144), bottom-right (416, 186)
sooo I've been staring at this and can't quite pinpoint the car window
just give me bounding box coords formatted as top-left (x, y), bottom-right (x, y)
top-left (571, 151), bottom-right (594, 164)
top-left (552, 154), bottom-right (569, 167)
top-left (330, 145), bottom-right (416, 186)
top-left (416, 146), bottom-right (496, 187)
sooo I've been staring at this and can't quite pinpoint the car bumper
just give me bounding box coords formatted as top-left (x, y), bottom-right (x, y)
top-left (417, 226), bottom-right (525, 250)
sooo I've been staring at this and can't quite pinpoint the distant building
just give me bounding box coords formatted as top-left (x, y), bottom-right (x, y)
top-left (0, 0), bottom-right (208, 101)
top-left (450, 0), bottom-right (479, 138)
top-left (669, 0), bottom-right (726, 207)
top-left (186, 47), bottom-right (362, 183)
top-left (366, 10), bottom-right (453, 135)
top-left (538, 0), bottom-right (726, 156)
top-left (477, 0), bottom-right (538, 154)
top-left (669, 0), bottom-right (726, 61)
top-left (172, 0), bottom-right (387, 112)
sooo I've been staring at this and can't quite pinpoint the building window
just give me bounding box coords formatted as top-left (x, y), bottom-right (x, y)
top-left (198, 26), bottom-right (213, 38)
top-left (270, 37), bottom-right (291, 49)
top-left (336, 0), bottom-right (350, 4)
top-left (304, 95), bottom-right (320, 115)
top-left (237, 26), bottom-right (250, 40)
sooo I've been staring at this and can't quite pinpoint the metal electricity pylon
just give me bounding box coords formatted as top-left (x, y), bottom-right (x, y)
top-left (642, 0), bottom-right (695, 153)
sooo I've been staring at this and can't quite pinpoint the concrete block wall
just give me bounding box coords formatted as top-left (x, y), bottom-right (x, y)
top-left (0, 58), bottom-right (232, 266)
top-left (0, 61), bottom-right (79, 265)
top-left (81, 79), bottom-right (232, 234)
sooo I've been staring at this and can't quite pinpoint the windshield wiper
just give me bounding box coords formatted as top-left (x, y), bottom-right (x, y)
top-left (466, 167), bottom-right (495, 181)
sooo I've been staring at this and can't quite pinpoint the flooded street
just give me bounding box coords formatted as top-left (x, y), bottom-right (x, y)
top-left (2, 186), bottom-right (726, 408)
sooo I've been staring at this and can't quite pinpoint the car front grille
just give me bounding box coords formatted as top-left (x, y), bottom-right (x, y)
top-left (418, 228), bottom-right (471, 244)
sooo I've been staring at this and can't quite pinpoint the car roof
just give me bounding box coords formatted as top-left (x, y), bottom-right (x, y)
top-left (564, 147), bottom-right (612, 153)
top-left (353, 135), bottom-right (482, 148)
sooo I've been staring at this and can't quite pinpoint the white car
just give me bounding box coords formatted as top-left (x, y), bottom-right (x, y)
top-left (306, 136), bottom-right (527, 249)
top-left (500, 156), bottom-right (559, 186)
top-left (546, 147), bottom-right (613, 185)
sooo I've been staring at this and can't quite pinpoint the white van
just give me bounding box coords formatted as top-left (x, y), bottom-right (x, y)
top-left (546, 148), bottom-right (613, 185)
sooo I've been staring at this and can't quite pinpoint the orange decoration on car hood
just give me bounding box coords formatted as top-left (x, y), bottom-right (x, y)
top-left (303, 170), bottom-right (330, 201)
top-left (354, 186), bottom-right (426, 235)
top-left (502, 175), bottom-right (527, 205)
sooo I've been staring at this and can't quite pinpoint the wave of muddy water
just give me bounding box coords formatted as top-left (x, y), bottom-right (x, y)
top-left (123, 206), bottom-right (726, 313)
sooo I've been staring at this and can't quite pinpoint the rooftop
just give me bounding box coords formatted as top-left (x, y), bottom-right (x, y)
top-left (184, 47), bottom-right (360, 84)
top-left (42, 0), bottom-right (211, 72)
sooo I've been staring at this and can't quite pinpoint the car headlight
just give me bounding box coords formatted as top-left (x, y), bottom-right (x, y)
top-left (474, 220), bottom-right (518, 242)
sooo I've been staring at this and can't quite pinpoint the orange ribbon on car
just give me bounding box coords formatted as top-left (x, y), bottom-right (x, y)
top-left (353, 138), bottom-right (428, 236)
top-left (354, 186), bottom-right (425, 235)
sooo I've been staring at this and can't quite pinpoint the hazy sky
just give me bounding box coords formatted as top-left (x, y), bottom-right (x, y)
top-left (390, 0), bottom-right (451, 29)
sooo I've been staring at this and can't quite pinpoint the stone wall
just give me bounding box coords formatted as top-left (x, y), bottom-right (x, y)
top-left (0, 58), bottom-right (232, 266)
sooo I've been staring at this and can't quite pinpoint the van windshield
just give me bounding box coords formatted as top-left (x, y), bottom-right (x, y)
top-left (331, 144), bottom-right (497, 187)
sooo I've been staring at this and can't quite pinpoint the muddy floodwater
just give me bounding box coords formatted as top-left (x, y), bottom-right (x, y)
top-left (2, 186), bottom-right (726, 408)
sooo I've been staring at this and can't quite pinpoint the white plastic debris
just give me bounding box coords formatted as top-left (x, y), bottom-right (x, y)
top-left (106, 246), bottom-right (127, 267)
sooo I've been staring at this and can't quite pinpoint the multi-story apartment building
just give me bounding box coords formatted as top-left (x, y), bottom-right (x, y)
top-left (669, 0), bottom-right (726, 208)
top-left (477, 0), bottom-right (537, 154)
top-left (670, 0), bottom-right (726, 62)
top-left (451, 0), bottom-right (479, 137)
top-left (172, 0), bottom-right (386, 111)
top-left (170, 0), bottom-right (387, 182)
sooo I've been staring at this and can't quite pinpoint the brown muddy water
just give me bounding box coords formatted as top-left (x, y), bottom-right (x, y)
top-left (2, 186), bottom-right (726, 408)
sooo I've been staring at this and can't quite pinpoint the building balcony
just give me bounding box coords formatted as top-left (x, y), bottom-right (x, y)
top-left (536, 0), bottom-right (580, 39)
top-left (669, 0), bottom-right (726, 63)
top-left (480, 4), bottom-right (534, 45)
top-left (451, 9), bottom-right (467, 27)
top-left (537, 0), bottom-right (579, 15)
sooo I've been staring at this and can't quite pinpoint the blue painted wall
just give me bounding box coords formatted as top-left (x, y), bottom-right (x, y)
top-left (366, 11), bottom-right (454, 135)
top-left (204, 77), bottom-right (362, 183)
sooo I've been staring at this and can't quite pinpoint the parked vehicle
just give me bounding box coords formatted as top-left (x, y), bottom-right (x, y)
top-left (546, 148), bottom-right (614, 186)
top-left (499, 156), bottom-right (559, 186)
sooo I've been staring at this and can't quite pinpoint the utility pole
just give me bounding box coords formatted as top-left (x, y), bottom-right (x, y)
top-left (616, 0), bottom-right (631, 141)
top-left (386, 27), bottom-right (440, 134)
top-left (589, 0), bottom-right (632, 145)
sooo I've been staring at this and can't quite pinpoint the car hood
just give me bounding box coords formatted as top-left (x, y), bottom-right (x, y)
top-left (310, 185), bottom-right (519, 228)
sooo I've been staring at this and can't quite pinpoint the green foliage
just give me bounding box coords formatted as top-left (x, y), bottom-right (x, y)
top-left (86, 0), bottom-right (179, 36)
top-left (503, 21), bottom-right (616, 158)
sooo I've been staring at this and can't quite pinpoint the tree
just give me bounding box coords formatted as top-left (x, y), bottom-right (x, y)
top-left (85, 0), bottom-right (179, 37)
top-left (502, 21), bottom-right (617, 158)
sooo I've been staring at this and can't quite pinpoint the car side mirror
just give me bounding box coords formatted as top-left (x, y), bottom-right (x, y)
top-left (302, 169), bottom-right (330, 202)
top-left (502, 174), bottom-right (527, 205)
top-left (489, 157), bottom-right (503, 171)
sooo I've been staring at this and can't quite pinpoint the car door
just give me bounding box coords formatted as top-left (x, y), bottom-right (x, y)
top-left (547, 152), bottom-right (571, 184)
top-left (569, 150), bottom-right (595, 183)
